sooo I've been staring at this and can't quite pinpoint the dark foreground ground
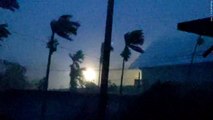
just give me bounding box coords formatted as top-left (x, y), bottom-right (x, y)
top-left (1, 81), bottom-right (213, 120)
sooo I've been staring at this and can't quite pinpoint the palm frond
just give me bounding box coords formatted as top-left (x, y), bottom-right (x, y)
top-left (69, 50), bottom-right (84, 63)
top-left (129, 45), bottom-right (144, 53)
top-left (125, 30), bottom-right (144, 45)
top-left (121, 29), bottom-right (145, 61)
top-left (50, 15), bottom-right (80, 41)
top-left (0, 24), bottom-right (11, 41)
top-left (0, 0), bottom-right (19, 11)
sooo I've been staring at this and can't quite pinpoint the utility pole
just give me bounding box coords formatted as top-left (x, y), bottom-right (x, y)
top-left (98, 0), bottom-right (114, 119)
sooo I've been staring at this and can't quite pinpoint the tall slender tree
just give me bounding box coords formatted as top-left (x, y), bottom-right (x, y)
top-left (41, 15), bottom-right (80, 120)
top-left (44, 15), bottom-right (80, 91)
top-left (190, 36), bottom-right (204, 65)
top-left (120, 30), bottom-right (144, 95)
top-left (69, 50), bottom-right (84, 90)
top-left (188, 36), bottom-right (204, 81)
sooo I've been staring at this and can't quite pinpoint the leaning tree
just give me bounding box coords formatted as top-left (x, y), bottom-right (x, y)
top-left (120, 30), bottom-right (144, 95)
top-left (44, 15), bottom-right (80, 91)
top-left (41, 14), bottom-right (80, 120)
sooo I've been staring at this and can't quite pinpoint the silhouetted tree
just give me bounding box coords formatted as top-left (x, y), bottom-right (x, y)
top-left (69, 50), bottom-right (84, 90)
top-left (0, 0), bottom-right (19, 45)
top-left (190, 36), bottom-right (204, 64)
top-left (120, 30), bottom-right (144, 95)
top-left (0, 60), bottom-right (27, 90)
top-left (0, 0), bottom-right (19, 11)
top-left (44, 15), bottom-right (80, 91)
top-left (188, 36), bottom-right (204, 81)
top-left (122, 81), bottom-right (213, 120)
top-left (41, 15), bottom-right (80, 120)
top-left (0, 24), bottom-right (10, 45)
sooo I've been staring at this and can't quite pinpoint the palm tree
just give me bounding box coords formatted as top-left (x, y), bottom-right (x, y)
top-left (41, 15), bottom-right (80, 120)
top-left (188, 36), bottom-right (204, 81)
top-left (0, 24), bottom-right (10, 45)
top-left (0, 0), bottom-right (19, 11)
top-left (0, 0), bottom-right (19, 45)
top-left (69, 50), bottom-right (84, 90)
top-left (190, 36), bottom-right (204, 65)
top-left (120, 30), bottom-right (144, 95)
top-left (44, 15), bottom-right (80, 91)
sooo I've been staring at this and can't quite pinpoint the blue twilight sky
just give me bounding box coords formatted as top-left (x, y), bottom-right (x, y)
top-left (0, 0), bottom-right (212, 89)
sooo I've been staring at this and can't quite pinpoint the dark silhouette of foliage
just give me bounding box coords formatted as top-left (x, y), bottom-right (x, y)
top-left (0, 24), bottom-right (11, 44)
top-left (120, 30), bottom-right (144, 95)
top-left (122, 81), bottom-right (213, 120)
top-left (190, 36), bottom-right (204, 64)
top-left (0, 0), bottom-right (19, 11)
top-left (0, 60), bottom-right (27, 90)
top-left (35, 77), bottom-right (45, 90)
top-left (121, 30), bottom-right (144, 61)
top-left (84, 81), bottom-right (98, 90)
top-left (50, 15), bottom-right (80, 41)
top-left (41, 14), bottom-right (80, 120)
top-left (69, 50), bottom-right (84, 89)
top-left (0, 0), bottom-right (19, 46)
top-left (44, 14), bottom-right (80, 90)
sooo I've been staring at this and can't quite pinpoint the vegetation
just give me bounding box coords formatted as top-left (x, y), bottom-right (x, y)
top-left (0, 24), bottom-right (10, 45)
top-left (122, 81), bottom-right (213, 120)
top-left (44, 15), bottom-right (80, 90)
top-left (120, 30), bottom-right (144, 95)
top-left (0, 0), bottom-right (19, 45)
top-left (0, 60), bottom-right (28, 90)
top-left (69, 50), bottom-right (84, 90)
top-left (0, 0), bottom-right (19, 11)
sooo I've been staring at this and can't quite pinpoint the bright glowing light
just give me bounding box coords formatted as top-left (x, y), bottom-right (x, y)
top-left (83, 68), bottom-right (96, 82)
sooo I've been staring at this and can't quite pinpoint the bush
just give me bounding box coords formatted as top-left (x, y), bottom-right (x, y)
top-left (122, 81), bottom-right (213, 120)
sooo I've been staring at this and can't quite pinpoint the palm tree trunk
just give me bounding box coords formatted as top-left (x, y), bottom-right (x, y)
top-left (44, 47), bottom-right (52, 90)
top-left (188, 41), bottom-right (198, 82)
top-left (99, 0), bottom-right (114, 120)
top-left (190, 42), bottom-right (198, 65)
top-left (41, 32), bottom-right (55, 120)
top-left (120, 58), bottom-right (125, 95)
top-left (44, 31), bottom-right (55, 90)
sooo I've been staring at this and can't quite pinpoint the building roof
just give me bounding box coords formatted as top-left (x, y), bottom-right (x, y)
top-left (177, 17), bottom-right (213, 37)
top-left (131, 17), bottom-right (213, 69)
top-left (130, 36), bottom-right (213, 68)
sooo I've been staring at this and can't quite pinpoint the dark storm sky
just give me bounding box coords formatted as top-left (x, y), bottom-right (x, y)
top-left (0, 0), bottom-right (211, 88)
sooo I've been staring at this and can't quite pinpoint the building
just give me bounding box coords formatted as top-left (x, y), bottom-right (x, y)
top-left (130, 17), bottom-right (213, 90)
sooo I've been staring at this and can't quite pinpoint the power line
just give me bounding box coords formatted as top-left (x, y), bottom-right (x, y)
top-left (10, 31), bottom-right (101, 60)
